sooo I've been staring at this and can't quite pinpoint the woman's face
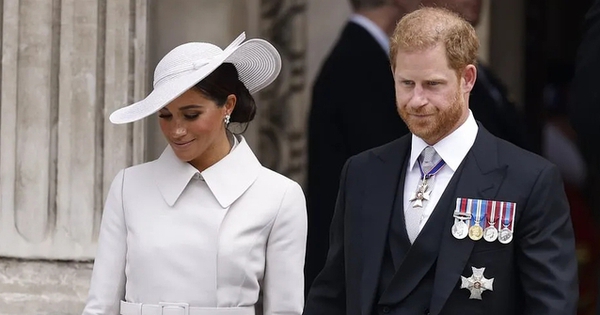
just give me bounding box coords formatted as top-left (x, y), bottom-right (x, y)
top-left (158, 88), bottom-right (234, 170)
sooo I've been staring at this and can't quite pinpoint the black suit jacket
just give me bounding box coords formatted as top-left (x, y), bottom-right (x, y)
top-left (305, 22), bottom-right (410, 289)
top-left (304, 126), bottom-right (578, 315)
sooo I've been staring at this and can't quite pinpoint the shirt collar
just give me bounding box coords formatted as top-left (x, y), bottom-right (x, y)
top-left (349, 14), bottom-right (390, 55)
top-left (154, 135), bottom-right (261, 208)
top-left (409, 111), bottom-right (479, 172)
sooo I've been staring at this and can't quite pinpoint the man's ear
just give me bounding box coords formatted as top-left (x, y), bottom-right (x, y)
top-left (462, 64), bottom-right (477, 93)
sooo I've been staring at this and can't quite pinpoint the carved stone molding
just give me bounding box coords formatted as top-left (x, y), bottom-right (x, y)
top-left (0, 0), bottom-right (148, 260)
top-left (258, 0), bottom-right (307, 185)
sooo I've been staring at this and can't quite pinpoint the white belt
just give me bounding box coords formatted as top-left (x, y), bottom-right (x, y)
top-left (120, 301), bottom-right (255, 315)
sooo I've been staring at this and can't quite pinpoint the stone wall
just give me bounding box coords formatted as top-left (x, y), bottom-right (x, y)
top-left (0, 259), bottom-right (92, 315)
top-left (0, 0), bottom-right (147, 313)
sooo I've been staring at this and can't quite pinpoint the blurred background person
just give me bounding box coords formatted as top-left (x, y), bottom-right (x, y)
top-left (305, 0), bottom-right (419, 292)
top-left (568, 0), bottom-right (600, 314)
top-left (421, 0), bottom-right (534, 151)
top-left (542, 61), bottom-right (599, 315)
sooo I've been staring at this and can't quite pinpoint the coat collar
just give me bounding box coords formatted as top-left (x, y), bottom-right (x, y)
top-left (153, 135), bottom-right (261, 208)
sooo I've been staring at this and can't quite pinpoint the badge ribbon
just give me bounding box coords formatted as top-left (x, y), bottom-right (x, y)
top-left (409, 158), bottom-right (446, 208)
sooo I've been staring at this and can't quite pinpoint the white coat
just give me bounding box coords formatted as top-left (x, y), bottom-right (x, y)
top-left (82, 136), bottom-right (307, 315)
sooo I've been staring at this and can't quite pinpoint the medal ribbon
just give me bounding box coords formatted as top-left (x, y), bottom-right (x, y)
top-left (486, 200), bottom-right (496, 229)
top-left (417, 159), bottom-right (446, 180)
top-left (470, 199), bottom-right (486, 227)
top-left (454, 198), bottom-right (471, 220)
top-left (507, 202), bottom-right (516, 230)
top-left (502, 202), bottom-right (513, 229)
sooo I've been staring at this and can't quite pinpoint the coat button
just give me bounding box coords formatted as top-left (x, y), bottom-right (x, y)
top-left (382, 306), bottom-right (391, 314)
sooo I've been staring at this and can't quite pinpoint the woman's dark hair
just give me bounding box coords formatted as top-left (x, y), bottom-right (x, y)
top-left (193, 63), bottom-right (256, 124)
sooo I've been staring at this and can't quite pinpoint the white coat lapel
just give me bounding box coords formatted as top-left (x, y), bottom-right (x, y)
top-left (153, 136), bottom-right (261, 208)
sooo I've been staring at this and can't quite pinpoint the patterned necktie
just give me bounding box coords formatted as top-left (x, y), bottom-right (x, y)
top-left (406, 146), bottom-right (442, 243)
top-left (420, 146), bottom-right (441, 173)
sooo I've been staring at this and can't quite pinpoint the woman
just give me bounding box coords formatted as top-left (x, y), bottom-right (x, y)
top-left (82, 33), bottom-right (307, 315)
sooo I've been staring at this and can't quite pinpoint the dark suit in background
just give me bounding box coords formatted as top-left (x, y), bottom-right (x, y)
top-left (471, 64), bottom-right (532, 151)
top-left (305, 22), bottom-right (410, 290)
top-left (568, 1), bottom-right (600, 314)
top-left (304, 126), bottom-right (578, 315)
top-left (569, 0), bottom-right (600, 225)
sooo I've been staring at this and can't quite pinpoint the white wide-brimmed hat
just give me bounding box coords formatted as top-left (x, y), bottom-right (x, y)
top-left (109, 32), bottom-right (281, 124)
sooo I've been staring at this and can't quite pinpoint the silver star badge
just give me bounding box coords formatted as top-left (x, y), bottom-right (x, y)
top-left (409, 182), bottom-right (430, 208)
top-left (460, 267), bottom-right (494, 300)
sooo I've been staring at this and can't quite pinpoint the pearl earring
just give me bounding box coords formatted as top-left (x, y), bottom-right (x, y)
top-left (224, 114), bottom-right (231, 126)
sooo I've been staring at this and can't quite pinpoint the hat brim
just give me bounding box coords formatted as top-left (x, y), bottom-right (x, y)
top-left (109, 39), bottom-right (281, 124)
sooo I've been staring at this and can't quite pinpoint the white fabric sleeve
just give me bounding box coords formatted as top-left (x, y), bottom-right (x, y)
top-left (262, 181), bottom-right (308, 315)
top-left (82, 169), bottom-right (127, 315)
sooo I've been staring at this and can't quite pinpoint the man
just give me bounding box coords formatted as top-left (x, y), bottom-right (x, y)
top-left (305, 0), bottom-right (419, 291)
top-left (304, 8), bottom-right (578, 315)
top-left (421, 0), bottom-right (532, 151)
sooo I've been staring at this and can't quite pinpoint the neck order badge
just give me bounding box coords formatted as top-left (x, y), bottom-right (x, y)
top-left (409, 158), bottom-right (445, 208)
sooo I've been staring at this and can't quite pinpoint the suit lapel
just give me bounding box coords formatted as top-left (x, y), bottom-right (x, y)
top-left (359, 137), bottom-right (411, 315)
top-left (429, 128), bottom-right (507, 315)
top-left (378, 159), bottom-right (463, 305)
top-left (389, 157), bottom-right (411, 270)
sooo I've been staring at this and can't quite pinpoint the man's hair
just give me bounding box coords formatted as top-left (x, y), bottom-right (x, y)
top-left (389, 7), bottom-right (479, 73)
top-left (349, 0), bottom-right (390, 10)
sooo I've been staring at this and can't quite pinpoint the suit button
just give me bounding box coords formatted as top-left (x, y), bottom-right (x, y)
top-left (382, 306), bottom-right (391, 314)
top-left (424, 309), bottom-right (430, 315)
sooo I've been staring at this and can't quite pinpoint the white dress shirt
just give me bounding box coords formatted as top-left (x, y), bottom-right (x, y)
top-left (349, 14), bottom-right (390, 55)
top-left (82, 136), bottom-right (307, 315)
top-left (403, 111), bottom-right (478, 235)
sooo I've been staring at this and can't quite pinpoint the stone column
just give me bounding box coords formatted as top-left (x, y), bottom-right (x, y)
top-left (0, 0), bottom-right (148, 313)
top-left (257, 0), bottom-right (308, 185)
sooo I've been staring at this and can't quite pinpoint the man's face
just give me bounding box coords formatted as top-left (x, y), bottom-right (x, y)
top-left (393, 44), bottom-right (473, 144)
top-left (421, 0), bottom-right (483, 26)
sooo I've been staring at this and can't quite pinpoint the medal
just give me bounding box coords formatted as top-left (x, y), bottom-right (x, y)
top-left (409, 178), bottom-right (431, 208)
top-left (409, 158), bottom-right (445, 208)
top-left (483, 200), bottom-right (498, 242)
top-left (452, 220), bottom-right (469, 239)
top-left (468, 199), bottom-right (485, 241)
top-left (468, 225), bottom-right (483, 241)
top-left (498, 228), bottom-right (512, 244)
top-left (452, 198), bottom-right (472, 240)
top-left (498, 202), bottom-right (515, 244)
top-left (461, 266), bottom-right (494, 300)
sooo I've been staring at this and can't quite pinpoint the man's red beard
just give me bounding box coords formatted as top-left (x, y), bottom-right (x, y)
top-left (398, 88), bottom-right (464, 144)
